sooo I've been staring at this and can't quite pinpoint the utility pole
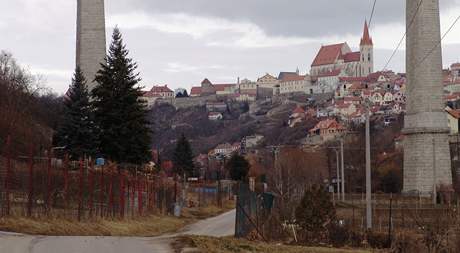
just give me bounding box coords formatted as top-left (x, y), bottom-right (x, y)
top-left (365, 102), bottom-right (372, 229)
top-left (432, 138), bottom-right (437, 205)
top-left (335, 149), bottom-right (341, 201)
top-left (340, 139), bottom-right (345, 201)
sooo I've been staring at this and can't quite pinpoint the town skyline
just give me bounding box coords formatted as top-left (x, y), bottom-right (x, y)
top-left (2, 0), bottom-right (460, 94)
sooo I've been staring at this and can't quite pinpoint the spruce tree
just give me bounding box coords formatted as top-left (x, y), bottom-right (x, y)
top-left (172, 133), bottom-right (195, 177)
top-left (55, 67), bottom-right (97, 159)
top-left (226, 154), bottom-right (250, 181)
top-left (92, 28), bottom-right (151, 165)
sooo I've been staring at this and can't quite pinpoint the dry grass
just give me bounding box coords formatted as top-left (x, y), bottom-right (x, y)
top-left (182, 200), bottom-right (235, 220)
top-left (0, 215), bottom-right (188, 236)
top-left (0, 201), bottom-right (235, 236)
top-left (177, 236), bottom-right (374, 253)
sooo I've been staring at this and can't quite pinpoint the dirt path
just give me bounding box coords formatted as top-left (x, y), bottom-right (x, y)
top-left (0, 209), bottom-right (235, 253)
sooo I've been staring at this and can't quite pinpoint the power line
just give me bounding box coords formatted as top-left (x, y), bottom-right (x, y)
top-left (382, 0), bottom-right (424, 70)
top-left (415, 14), bottom-right (460, 70)
top-left (368, 0), bottom-right (378, 28)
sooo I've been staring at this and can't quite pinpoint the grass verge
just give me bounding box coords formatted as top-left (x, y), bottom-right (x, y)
top-left (175, 236), bottom-right (373, 253)
top-left (0, 201), bottom-right (235, 236)
top-left (0, 215), bottom-right (187, 236)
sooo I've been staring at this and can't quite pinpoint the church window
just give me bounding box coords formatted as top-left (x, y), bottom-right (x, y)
top-left (368, 53), bottom-right (371, 61)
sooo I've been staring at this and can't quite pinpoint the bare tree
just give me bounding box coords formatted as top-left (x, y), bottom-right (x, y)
top-left (0, 51), bottom-right (52, 154)
top-left (267, 147), bottom-right (329, 221)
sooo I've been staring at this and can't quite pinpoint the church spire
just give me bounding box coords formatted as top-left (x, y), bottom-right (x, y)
top-left (360, 20), bottom-right (373, 46)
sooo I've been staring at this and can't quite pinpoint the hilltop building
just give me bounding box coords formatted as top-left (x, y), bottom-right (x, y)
top-left (143, 85), bottom-right (175, 107)
top-left (310, 21), bottom-right (374, 79)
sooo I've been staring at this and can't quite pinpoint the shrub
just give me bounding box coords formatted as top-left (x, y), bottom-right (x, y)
top-left (295, 185), bottom-right (335, 242)
top-left (328, 223), bottom-right (364, 248)
top-left (390, 232), bottom-right (422, 253)
top-left (328, 223), bottom-right (349, 247)
top-left (367, 230), bottom-right (391, 249)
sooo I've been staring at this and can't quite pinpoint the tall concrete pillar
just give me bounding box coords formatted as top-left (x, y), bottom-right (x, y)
top-left (76, 0), bottom-right (106, 91)
top-left (403, 0), bottom-right (452, 194)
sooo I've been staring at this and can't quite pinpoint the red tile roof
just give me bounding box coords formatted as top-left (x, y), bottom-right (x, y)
top-left (367, 71), bottom-right (391, 82)
top-left (143, 91), bottom-right (161, 98)
top-left (343, 52), bottom-right (361, 63)
top-left (190, 87), bottom-right (202, 96)
top-left (213, 83), bottom-right (236, 91)
top-left (360, 21), bottom-right (373, 46)
top-left (278, 72), bottom-right (304, 82)
top-left (349, 82), bottom-right (365, 90)
top-left (310, 119), bottom-right (346, 133)
top-left (446, 108), bottom-right (460, 119)
top-left (201, 78), bottom-right (212, 85)
top-left (339, 76), bottom-right (368, 82)
top-left (292, 106), bottom-right (305, 114)
top-left (311, 43), bottom-right (345, 67)
top-left (151, 85), bottom-right (173, 93)
top-left (317, 69), bottom-right (341, 78)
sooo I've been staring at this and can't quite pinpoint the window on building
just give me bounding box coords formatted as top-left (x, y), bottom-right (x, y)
top-left (368, 53), bottom-right (371, 61)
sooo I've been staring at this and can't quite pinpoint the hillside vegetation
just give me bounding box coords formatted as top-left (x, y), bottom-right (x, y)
top-left (149, 99), bottom-right (316, 159)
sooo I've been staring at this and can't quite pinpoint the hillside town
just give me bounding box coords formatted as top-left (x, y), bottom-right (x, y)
top-left (144, 22), bottom-right (460, 180)
top-left (3, 0), bottom-right (460, 252)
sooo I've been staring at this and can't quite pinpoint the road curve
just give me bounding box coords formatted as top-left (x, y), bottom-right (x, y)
top-left (0, 209), bottom-right (235, 253)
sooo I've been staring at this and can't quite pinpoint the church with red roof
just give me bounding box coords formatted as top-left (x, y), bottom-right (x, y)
top-left (310, 21), bottom-right (374, 79)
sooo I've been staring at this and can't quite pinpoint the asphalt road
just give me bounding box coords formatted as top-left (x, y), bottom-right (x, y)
top-left (0, 209), bottom-right (236, 253)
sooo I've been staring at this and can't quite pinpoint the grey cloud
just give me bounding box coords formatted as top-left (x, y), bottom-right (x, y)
top-left (108, 0), bottom-right (458, 38)
top-left (2, 0), bottom-right (459, 94)
top-left (109, 0), bottom-right (390, 37)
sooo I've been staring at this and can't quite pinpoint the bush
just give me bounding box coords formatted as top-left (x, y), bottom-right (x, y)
top-left (390, 232), bottom-right (422, 253)
top-left (349, 229), bottom-right (365, 248)
top-left (328, 223), bottom-right (349, 247)
top-left (295, 185), bottom-right (335, 242)
top-left (367, 230), bottom-right (391, 249)
top-left (328, 223), bottom-right (364, 248)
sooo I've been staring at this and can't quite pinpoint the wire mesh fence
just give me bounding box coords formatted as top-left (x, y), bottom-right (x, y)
top-left (335, 193), bottom-right (460, 233)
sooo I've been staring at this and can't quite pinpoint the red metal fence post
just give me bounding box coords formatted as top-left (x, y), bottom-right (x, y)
top-left (131, 178), bottom-right (135, 217)
top-left (3, 135), bottom-right (11, 216)
top-left (89, 164), bottom-right (94, 218)
top-left (46, 150), bottom-right (53, 215)
top-left (147, 180), bottom-right (152, 213)
top-left (119, 172), bottom-right (125, 218)
top-left (138, 178), bottom-right (143, 216)
top-left (63, 155), bottom-right (69, 212)
top-left (108, 172), bottom-right (114, 217)
top-left (27, 145), bottom-right (34, 217)
top-left (78, 159), bottom-right (84, 221)
top-left (99, 167), bottom-right (104, 218)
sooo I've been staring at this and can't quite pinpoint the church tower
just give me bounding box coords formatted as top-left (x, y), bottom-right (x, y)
top-left (76, 0), bottom-right (107, 92)
top-left (359, 21), bottom-right (374, 77)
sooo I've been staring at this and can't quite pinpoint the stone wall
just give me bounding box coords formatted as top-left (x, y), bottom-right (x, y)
top-left (174, 95), bottom-right (217, 109)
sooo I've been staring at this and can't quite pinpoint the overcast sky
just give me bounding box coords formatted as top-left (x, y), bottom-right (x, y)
top-left (1, 0), bottom-right (460, 94)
